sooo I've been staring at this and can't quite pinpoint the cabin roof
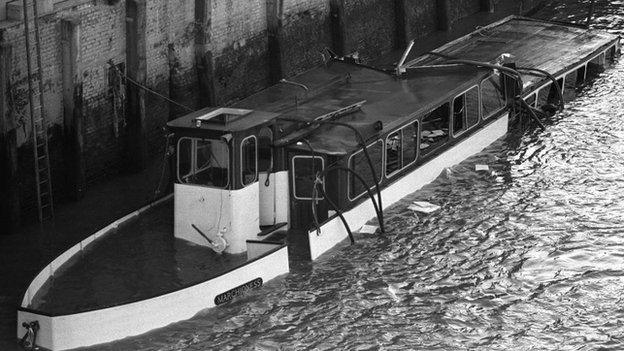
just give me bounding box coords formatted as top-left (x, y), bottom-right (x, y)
top-left (410, 16), bottom-right (620, 90)
top-left (168, 16), bottom-right (619, 155)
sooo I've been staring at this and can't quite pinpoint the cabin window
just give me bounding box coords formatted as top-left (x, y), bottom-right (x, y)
top-left (177, 137), bottom-right (229, 188)
top-left (525, 93), bottom-right (537, 108)
top-left (385, 130), bottom-right (402, 175)
top-left (452, 86), bottom-right (479, 136)
top-left (402, 122), bottom-right (418, 167)
top-left (258, 127), bottom-right (273, 172)
top-left (536, 84), bottom-right (550, 107)
top-left (292, 156), bottom-right (324, 200)
top-left (563, 72), bottom-right (577, 101)
top-left (420, 103), bottom-right (450, 154)
top-left (241, 136), bottom-right (257, 186)
top-left (606, 46), bottom-right (617, 62)
top-left (548, 78), bottom-right (564, 103)
top-left (385, 121), bottom-right (418, 178)
top-left (481, 74), bottom-right (506, 119)
top-left (576, 65), bottom-right (587, 85)
top-left (348, 140), bottom-right (383, 200)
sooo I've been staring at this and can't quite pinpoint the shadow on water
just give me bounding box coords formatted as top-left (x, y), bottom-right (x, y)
top-left (25, 1), bottom-right (624, 350)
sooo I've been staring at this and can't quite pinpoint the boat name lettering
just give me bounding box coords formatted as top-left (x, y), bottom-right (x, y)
top-left (214, 278), bottom-right (263, 305)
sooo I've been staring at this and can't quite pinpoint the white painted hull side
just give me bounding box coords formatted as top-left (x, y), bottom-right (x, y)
top-left (308, 113), bottom-right (510, 260)
top-left (17, 246), bottom-right (289, 351)
top-left (174, 182), bottom-right (260, 254)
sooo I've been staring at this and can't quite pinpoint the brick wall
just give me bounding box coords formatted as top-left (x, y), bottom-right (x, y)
top-left (342, 0), bottom-right (397, 63)
top-left (211, 0), bottom-right (269, 105)
top-left (404, 1), bottom-right (438, 40)
top-left (279, 0), bottom-right (331, 78)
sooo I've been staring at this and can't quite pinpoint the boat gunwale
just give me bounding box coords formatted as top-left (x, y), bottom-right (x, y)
top-left (18, 202), bottom-right (288, 317)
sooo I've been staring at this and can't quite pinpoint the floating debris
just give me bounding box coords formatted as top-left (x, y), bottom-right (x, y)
top-left (408, 201), bottom-right (441, 214)
top-left (475, 164), bottom-right (490, 172)
top-left (359, 225), bottom-right (379, 234)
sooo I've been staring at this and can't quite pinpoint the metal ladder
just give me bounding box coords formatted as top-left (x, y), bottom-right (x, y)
top-left (22, 0), bottom-right (54, 221)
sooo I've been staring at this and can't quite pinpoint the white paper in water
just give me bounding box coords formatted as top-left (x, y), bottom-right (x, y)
top-left (475, 164), bottom-right (490, 171)
top-left (408, 201), bottom-right (441, 214)
top-left (359, 225), bottom-right (379, 234)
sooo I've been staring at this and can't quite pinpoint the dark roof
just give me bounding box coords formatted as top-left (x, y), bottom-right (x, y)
top-left (411, 16), bottom-right (620, 90)
top-left (168, 16), bottom-right (619, 155)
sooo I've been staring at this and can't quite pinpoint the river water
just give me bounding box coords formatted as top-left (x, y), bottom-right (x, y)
top-left (75, 2), bottom-right (624, 350)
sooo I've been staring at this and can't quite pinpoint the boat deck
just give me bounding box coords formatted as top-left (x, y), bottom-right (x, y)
top-left (26, 203), bottom-right (250, 315)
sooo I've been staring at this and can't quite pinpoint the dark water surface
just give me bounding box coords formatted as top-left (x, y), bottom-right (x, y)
top-left (71, 2), bottom-right (624, 350)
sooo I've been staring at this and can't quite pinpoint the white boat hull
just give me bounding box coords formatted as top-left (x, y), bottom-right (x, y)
top-left (308, 113), bottom-right (509, 260)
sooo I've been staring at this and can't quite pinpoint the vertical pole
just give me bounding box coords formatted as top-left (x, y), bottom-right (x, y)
top-left (194, 0), bottom-right (216, 107)
top-left (125, 0), bottom-right (147, 171)
top-left (329, 0), bottom-right (345, 56)
top-left (1, 42), bottom-right (20, 233)
top-left (61, 20), bottom-right (86, 200)
top-left (436, 0), bottom-right (451, 31)
top-left (394, 0), bottom-right (408, 50)
top-left (266, 0), bottom-right (283, 84)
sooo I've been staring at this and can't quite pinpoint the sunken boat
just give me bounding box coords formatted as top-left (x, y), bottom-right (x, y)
top-left (17, 16), bottom-right (620, 350)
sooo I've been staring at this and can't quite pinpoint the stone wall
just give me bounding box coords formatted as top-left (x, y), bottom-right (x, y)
top-left (0, 0), bottom-right (543, 223)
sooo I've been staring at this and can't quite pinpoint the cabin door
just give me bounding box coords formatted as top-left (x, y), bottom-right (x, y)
top-left (289, 154), bottom-right (329, 230)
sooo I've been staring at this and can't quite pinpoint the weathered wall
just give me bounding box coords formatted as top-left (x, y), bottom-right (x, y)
top-left (211, 0), bottom-right (269, 105)
top-left (279, 0), bottom-right (331, 77)
top-left (342, 0), bottom-right (397, 62)
top-left (0, 0), bottom-right (543, 223)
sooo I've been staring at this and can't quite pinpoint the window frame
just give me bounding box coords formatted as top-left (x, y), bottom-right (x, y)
top-left (419, 102), bottom-right (450, 156)
top-left (176, 136), bottom-right (230, 189)
top-left (347, 139), bottom-right (384, 201)
top-left (451, 85), bottom-right (480, 138)
top-left (480, 74), bottom-right (507, 120)
top-left (385, 120), bottom-right (419, 179)
top-left (240, 135), bottom-right (258, 187)
top-left (292, 155), bottom-right (325, 201)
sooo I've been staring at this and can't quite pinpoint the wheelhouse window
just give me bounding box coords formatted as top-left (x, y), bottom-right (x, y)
top-left (292, 156), bottom-right (324, 200)
top-left (258, 127), bottom-right (273, 172)
top-left (241, 136), bottom-right (257, 186)
top-left (385, 122), bottom-right (418, 177)
top-left (349, 140), bottom-right (383, 200)
top-left (420, 103), bottom-right (450, 154)
top-left (452, 86), bottom-right (480, 136)
top-left (481, 74), bottom-right (506, 119)
top-left (177, 137), bottom-right (229, 188)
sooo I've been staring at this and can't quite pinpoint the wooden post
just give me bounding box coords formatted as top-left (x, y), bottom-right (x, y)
top-left (394, 0), bottom-right (408, 49)
top-left (61, 20), bottom-right (86, 200)
top-left (125, 0), bottom-right (147, 171)
top-left (266, 0), bottom-right (283, 84)
top-left (480, 0), bottom-right (495, 13)
top-left (194, 0), bottom-right (216, 107)
top-left (436, 0), bottom-right (451, 31)
top-left (0, 41), bottom-right (20, 233)
top-left (329, 0), bottom-right (345, 56)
